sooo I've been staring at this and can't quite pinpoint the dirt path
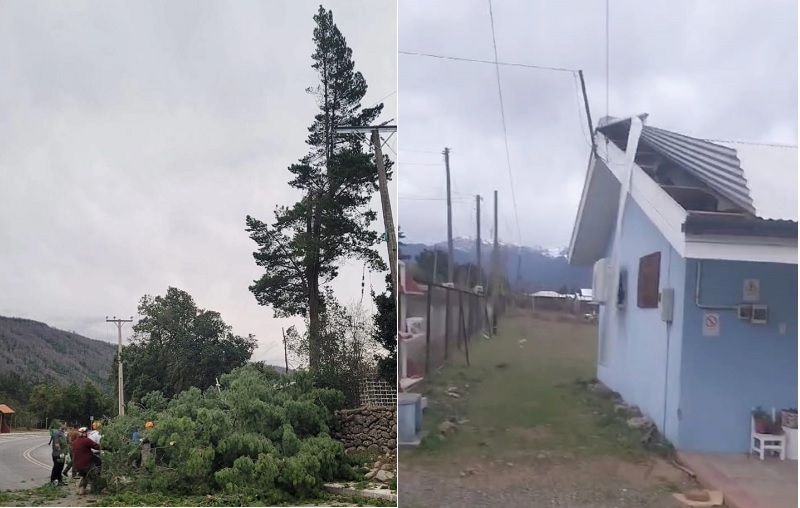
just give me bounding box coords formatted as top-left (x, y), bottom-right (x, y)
top-left (399, 313), bottom-right (697, 507)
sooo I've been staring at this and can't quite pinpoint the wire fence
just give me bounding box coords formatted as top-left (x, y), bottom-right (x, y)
top-left (401, 282), bottom-right (507, 377)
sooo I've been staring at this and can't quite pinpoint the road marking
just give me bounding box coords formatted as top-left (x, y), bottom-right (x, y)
top-left (22, 443), bottom-right (51, 470)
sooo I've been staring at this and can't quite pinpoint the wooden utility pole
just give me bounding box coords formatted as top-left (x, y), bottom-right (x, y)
top-left (106, 316), bottom-right (133, 416)
top-left (475, 195), bottom-right (482, 289)
top-left (281, 327), bottom-right (289, 374)
top-left (578, 70), bottom-right (596, 154)
top-left (371, 129), bottom-right (397, 295)
top-left (492, 190), bottom-right (499, 297)
top-left (444, 147), bottom-right (454, 283)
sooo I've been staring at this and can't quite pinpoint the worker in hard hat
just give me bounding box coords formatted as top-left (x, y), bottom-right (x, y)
top-left (140, 421), bottom-right (155, 468)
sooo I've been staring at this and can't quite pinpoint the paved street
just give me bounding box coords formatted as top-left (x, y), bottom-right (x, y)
top-left (0, 432), bottom-right (52, 490)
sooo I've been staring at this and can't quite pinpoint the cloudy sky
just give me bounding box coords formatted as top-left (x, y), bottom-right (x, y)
top-left (0, 0), bottom-right (397, 366)
top-left (398, 0), bottom-right (798, 250)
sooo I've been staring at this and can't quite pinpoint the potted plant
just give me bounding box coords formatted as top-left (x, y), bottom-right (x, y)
top-left (752, 406), bottom-right (773, 434)
top-left (781, 408), bottom-right (798, 430)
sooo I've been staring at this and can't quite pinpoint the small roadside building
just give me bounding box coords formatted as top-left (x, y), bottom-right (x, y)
top-left (0, 404), bottom-right (15, 433)
top-left (568, 114), bottom-right (797, 454)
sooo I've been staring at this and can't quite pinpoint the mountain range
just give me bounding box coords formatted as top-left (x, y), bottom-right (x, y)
top-left (399, 237), bottom-right (592, 292)
top-left (0, 316), bottom-right (117, 388)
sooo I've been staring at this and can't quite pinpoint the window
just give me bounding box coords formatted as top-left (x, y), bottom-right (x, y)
top-left (638, 252), bottom-right (661, 308)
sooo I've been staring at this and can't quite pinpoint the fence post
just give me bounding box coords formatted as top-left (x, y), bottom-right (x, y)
top-left (457, 290), bottom-right (463, 351)
top-left (459, 289), bottom-right (470, 366)
top-left (425, 283), bottom-right (433, 377)
top-left (444, 288), bottom-right (450, 361)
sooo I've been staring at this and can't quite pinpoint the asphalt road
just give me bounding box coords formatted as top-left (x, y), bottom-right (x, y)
top-left (0, 431), bottom-right (53, 490)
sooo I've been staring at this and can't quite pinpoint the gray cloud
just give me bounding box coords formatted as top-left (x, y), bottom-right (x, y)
top-left (398, 0), bottom-right (797, 249)
top-left (0, 0), bottom-right (397, 367)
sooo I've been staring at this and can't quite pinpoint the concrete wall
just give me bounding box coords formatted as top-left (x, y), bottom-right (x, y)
top-left (678, 260), bottom-right (798, 453)
top-left (597, 198), bottom-right (687, 444)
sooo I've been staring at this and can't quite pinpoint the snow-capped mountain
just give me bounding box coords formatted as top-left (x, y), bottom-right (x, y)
top-left (398, 238), bottom-right (590, 292)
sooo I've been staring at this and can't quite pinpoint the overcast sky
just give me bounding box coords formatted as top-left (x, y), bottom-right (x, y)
top-left (0, 0), bottom-right (397, 366)
top-left (398, 0), bottom-right (798, 250)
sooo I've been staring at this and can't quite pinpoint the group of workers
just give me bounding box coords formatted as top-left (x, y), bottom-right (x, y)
top-left (49, 421), bottom-right (103, 495)
top-left (47, 419), bottom-right (155, 495)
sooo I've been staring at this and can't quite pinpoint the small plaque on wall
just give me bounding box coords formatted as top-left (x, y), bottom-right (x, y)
top-left (703, 313), bottom-right (720, 337)
top-left (743, 279), bottom-right (760, 302)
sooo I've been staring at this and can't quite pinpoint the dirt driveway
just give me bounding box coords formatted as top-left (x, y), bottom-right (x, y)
top-left (399, 312), bottom-right (697, 507)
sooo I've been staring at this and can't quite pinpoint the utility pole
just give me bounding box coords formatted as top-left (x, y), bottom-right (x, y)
top-left (106, 316), bottom-right (133, 416)
top-left (493, 190), bottom-right (499, 301)
top-left (577, 70), bottom-right (596, 154)
top-left (282, 327), bottom-right (289, 374)
top-left (475, 194), bottom-right (482, 288)
top-left (371, 129), bottom-right (397, 295)
top-left (444, 147), bottom-right (454, 283)
top-left (334, 123), bottom-right (397, 294)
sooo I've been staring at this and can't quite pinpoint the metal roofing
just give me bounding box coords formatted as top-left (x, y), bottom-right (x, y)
top-left (598, 116), bottom-right (797, 223)
top-left (682, 213), bottom-right (798, 239)
top-left (717, 142), bottom-right (798, 222)
top-left (0, 404), bottom-right (15, 414)
top-left (638, 125), bottom-right (756, 215)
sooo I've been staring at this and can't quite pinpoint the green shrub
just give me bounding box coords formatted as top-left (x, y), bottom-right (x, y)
top-left (97, 365), bottom-right (354, 501)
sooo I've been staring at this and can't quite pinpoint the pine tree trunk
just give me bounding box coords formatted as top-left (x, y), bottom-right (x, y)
top-left (306, 190), bottom-right (323, 371)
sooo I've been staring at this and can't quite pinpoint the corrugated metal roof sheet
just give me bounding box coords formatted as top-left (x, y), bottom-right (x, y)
top-left (639, 126), bottom-right (756, 214)
top-left (599, 116), bottom-right (797, 222)
top-left (717, 142), bottom-right (798, 222)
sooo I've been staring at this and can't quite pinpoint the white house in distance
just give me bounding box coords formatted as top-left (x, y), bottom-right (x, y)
top-left (569, 114), bottom-right (797, 454)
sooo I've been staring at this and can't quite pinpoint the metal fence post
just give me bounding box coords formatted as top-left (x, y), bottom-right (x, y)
top-left (424, 284), bottom-right (433, 377)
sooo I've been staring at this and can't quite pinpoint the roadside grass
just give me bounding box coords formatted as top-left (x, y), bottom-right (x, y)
top-left (97, 491), bottom-right (395, 507)
top-left (402, 314), bottom-right (657, 464)
top-left (0, 485), bottom-right (68, 506)
top-left (0, 488), bottom-right (393, 507)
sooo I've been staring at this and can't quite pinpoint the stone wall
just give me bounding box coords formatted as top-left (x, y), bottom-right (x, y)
top-left (333, 405), bottom-right (397, 455)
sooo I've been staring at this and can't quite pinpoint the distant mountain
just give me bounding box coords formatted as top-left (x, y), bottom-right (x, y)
top-left (399, 238), bottom-right (592, 292)
top-left (0, 316), bottom-right (116, 388)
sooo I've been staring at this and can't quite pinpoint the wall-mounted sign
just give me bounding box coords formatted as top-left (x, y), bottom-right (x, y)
top-left (743, 279), bottom-right (760, 302)
top-left (703, 313), bottom-right (720, 337)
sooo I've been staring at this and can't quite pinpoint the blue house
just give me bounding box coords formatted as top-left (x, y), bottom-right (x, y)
top-left (568, 114), bottom-right (798, 454)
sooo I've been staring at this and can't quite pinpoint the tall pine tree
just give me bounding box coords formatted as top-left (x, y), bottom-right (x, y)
top-left (246, 6), bottom-right (391, 371)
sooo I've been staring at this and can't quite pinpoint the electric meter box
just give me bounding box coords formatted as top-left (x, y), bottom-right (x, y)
top-left (659, 287), bottom-right (674, 322)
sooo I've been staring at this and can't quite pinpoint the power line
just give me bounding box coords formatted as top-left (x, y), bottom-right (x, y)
top-left (704, 139), bottom-right (798, 148)
top-left (366, 90), bottom-right (397, 110)
top-left (487, 0), bottom-right (522, 248)
top-left (399, 50), bottom-right (576, 73)
top-left (400, 148), bottom-right (442, 155)
top-left (605, 0), bottom-right (610, 121)
top-left (400, 194), bottom-right (471, 202)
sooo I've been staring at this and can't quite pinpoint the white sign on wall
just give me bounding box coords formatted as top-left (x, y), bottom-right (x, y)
top-left (743, 279), bottom-right (760, 302)
top-left (703, 313), bottom-right (720, 337)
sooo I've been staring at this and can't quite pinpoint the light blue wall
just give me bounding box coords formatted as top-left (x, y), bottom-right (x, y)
top-left (679, 260), bottom-right (798, 453)
top-left (596, 198), bottom-right (687, 444)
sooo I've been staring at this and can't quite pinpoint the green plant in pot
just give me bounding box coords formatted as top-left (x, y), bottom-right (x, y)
top-left (752, 406), bottom-right (773, 434)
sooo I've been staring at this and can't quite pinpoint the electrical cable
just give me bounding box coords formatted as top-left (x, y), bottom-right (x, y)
top-left (399, 50), bottom-right (576, 73)
top-left (487, 0), bottom-right (523, 285)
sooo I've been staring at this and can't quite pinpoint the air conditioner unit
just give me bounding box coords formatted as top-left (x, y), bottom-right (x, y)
top-left (592, 258), bottom-right (610, 304)
top-left (406, 317), bottom-right (425, 335)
